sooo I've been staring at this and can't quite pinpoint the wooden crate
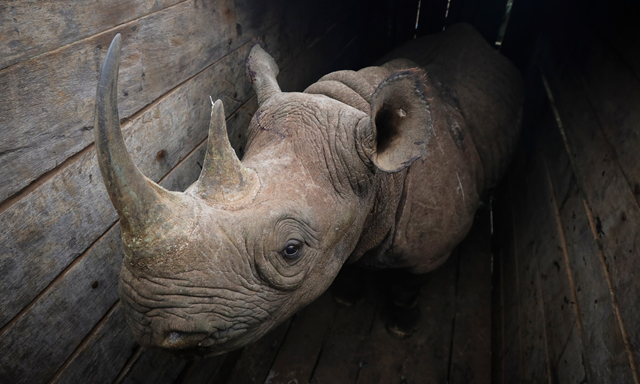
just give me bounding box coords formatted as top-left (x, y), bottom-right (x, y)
top-left (2, 0), bottom-right (639, 382)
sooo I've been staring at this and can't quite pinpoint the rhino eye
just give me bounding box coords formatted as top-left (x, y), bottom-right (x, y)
top-left (281, 240), bottom-right (302, 261)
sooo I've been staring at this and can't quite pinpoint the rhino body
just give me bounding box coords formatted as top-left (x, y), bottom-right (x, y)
top-left (93, 23), bottom-right (522, 356)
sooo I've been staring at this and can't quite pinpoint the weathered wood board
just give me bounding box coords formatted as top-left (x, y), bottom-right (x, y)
top-left (308, 279), bottom-right (378, 384)
top-left (223, 318), bottom-right (293, 384)
top-left (541, 66), bottom-right (640, 375)
top-left (266, 292), bottom-right (339, 384)
top-left (0, 0), bottom-right (250, 203)
top-left (506, 148), bottom-right (552, 383)
top-left (0, 225), bottom-right (124, 383)
top-left (51, 304), bottom-right (138, 384)
top-left (534, 67), bottom-right (636, 383)
top-left (0, 0), bottom-right (183, 70)
top-left (495, 1), bottom-right (640, 382)
top-left (401, 251), bottom-right (459, 384)
top-left (448, 220), bottom-right (492, 383)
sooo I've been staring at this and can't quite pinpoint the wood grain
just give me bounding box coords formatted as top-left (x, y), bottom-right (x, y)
top-left (552, 183), bottom-right (634, 383)
top-left (530, 154), bottom-right (588, 383)
top-left (577, 35), bottom-right (640, 211)
top-left (353, 298), bottom-right (409, 384)
top-left (353, 253), bottom-right (458, 384)
top-left (510, 79), bottom-right (589, 382)
top-left (0, 0), bottom-right (183, 70)
top-left (0, 226), bottom-right (124, 384)
top-left (533, 68), bottom-right (635, 383)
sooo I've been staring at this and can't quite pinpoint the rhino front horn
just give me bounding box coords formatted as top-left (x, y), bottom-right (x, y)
top-left (194, 99), bottom-right (260, 205)
top-left (94, 34), bottom-right (172, 233)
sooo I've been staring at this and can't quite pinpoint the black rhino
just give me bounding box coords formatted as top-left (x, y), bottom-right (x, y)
top-left (93, 23), bottom-right (522, 356)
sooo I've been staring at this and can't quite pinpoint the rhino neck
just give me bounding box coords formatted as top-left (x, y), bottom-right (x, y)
top-left (344, 168), bottom-right (408, 267)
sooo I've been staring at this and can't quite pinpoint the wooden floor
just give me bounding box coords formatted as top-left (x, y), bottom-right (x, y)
top-left (137, 220), bottom-right (493, 384)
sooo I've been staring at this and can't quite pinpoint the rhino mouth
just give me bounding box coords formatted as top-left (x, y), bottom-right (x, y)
top-left (161, 324), bottom-right (249, 349)
top-left (160, 326), bottom-right (250, 358)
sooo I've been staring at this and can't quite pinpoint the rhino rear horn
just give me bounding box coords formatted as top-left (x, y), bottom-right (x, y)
top-left (246, 44), bottom-right (281, 105)
top-left (194, 99), bottom-right (260, 204)
top-left (94, 34), bottom-right (172, 233)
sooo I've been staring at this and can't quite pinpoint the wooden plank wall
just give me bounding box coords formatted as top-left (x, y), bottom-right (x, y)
top-left (493, 0), bottom-right (640, 382)
top-left (361, 0), bottom-right (513, 66)
top-left (0, 1), bottom-right (368, 382)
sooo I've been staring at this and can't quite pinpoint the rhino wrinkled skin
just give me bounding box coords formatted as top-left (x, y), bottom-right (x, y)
top-left (93, 23), bottom-right (523, 356)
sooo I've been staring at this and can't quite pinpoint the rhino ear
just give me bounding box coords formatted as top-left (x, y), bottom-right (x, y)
top-left (246, 44), bottom-right (281, 105)
top-left (367, 69), bottom-right (433, 172)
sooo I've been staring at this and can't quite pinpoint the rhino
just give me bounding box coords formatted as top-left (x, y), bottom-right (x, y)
top-left (94, 23), bottom-right (523, 356)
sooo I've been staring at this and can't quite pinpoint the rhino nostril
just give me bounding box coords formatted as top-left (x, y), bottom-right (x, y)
top-left (162, 331), bottom-right (208, 349)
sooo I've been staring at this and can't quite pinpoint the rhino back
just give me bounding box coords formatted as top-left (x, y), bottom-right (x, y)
top-left (376, 23), bottom-right (524, 192)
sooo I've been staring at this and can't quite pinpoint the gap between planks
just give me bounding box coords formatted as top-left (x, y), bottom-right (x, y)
top-left (508, 186), bottom-right (525, 382)
top-left (542, 156), bottom-right (585, 339)
top-left (0, 218), bottom-right (118, 338)
top-left (112, 346), bottom-right (144, 384)
top-left (0, 144), bottom-right (92, 215)
top-left (48, 300), bottom-right (122, 384)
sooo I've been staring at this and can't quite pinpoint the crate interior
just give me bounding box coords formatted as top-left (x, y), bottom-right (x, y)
top-left (1, 0), bottom-right (639, 383)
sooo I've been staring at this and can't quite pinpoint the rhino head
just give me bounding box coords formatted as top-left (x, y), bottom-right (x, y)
top-left (95, 34), bottom-right (432, 356)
